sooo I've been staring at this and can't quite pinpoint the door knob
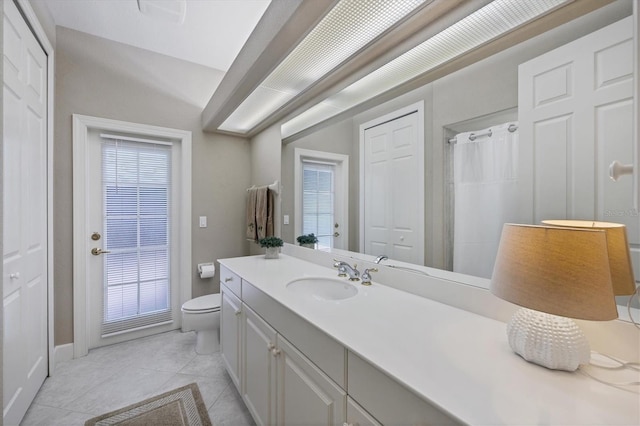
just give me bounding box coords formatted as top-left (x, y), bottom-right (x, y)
top-left (91, 248), bottom-right (111, 256)
top-left (334, 231), bottom-right (340, 237)
top-left (609, 160), bottom-right (633, 181)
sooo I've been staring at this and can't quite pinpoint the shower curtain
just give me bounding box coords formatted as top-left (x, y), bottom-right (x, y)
top-left (453, 122), bottom-right (520, 279)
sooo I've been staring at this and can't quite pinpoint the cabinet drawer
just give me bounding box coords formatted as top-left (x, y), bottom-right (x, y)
top-left (243, 279), bottom-right (346, 388)
top-left (219, 265), bottom-right (241, 298)
top-left (348, 352), bottom-right (460, 425)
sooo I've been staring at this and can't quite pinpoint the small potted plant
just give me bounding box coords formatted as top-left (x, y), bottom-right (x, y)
top-left (296, 233), bottom-right (318, 249)
top-left (259, 236), bottom-right (283, 259)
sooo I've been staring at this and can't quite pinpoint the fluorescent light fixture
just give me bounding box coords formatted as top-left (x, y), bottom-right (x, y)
top-left (138, 0), bottom-right (186, 24)
top-left (282, 0), bottom-right (568, 139)
top-left (219, 0), bottom-right (429, 133)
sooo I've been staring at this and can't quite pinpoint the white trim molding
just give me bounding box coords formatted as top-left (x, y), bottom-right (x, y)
top-left (72, 115), bottom-right (192, 358)
top-left (52, 344), bottom-right (74, 374)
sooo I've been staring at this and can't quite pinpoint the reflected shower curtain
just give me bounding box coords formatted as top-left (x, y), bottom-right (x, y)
top-left (453, 122), bottom-right (520, 279)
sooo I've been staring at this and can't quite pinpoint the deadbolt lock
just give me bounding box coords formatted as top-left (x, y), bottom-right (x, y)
top-left (91, 232), bottom-right (101, 241)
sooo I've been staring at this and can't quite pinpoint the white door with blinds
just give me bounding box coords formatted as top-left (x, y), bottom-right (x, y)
top-left (302, 162), bottom-right (338, 250)
top-left (87, 134), bottom-right (180, 348)
top-left (294, 149), bottom-right (348, 250)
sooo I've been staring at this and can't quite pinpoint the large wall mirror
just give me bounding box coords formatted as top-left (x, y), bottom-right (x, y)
top-left (280, 1), bottom-right (638, 318)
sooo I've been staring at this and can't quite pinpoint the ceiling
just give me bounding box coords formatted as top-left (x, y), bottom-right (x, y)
top-left (39, 0), bottom-right (271, 71)
top-left (35, 0), bottom-right (615, 139)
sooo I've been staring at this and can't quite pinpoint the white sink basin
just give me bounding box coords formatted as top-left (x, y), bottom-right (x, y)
top-left (286, 277), bottom-right (358, 301)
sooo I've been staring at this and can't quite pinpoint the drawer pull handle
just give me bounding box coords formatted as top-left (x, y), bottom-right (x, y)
top-left (9, 272), bottom-right (20, 279)
top-left (224, 277), bottom-right (233, 282)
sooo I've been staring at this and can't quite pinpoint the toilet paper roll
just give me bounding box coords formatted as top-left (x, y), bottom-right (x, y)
top-left (198, 263), bottom-right (216, 279)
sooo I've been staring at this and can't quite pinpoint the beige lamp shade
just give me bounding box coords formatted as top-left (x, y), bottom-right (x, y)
top-left (491, 224), bottom-right (618, 321)
top-left (541, 220), bottom-right (636, 296)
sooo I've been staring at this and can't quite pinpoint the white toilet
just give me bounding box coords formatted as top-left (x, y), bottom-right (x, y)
top-left (181, 293), bottom-right (221, 354)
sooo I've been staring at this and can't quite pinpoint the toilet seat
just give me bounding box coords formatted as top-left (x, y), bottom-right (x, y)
top-left (182, 293), bottom-right (221, 314)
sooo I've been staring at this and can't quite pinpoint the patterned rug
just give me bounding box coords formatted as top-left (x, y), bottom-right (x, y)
top-left (84, 383), bottom-right (212, 426)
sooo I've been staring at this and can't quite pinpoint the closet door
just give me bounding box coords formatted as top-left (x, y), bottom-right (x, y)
top-left (3, 1), bottom-right (49, 423)
top-left (362, 109), bottom-right (424, 264)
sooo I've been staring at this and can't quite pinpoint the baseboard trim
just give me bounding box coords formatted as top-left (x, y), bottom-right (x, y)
top-left (52, 343), bottom-right (74, 374)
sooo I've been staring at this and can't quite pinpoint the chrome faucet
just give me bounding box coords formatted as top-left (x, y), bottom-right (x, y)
top-left (374, 255), bottom-right (388, 264)
top-left (333, 260), bottom-right (360, 281)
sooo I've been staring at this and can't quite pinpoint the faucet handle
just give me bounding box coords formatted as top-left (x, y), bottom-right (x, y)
top-left (333, 259), bottom-right (347, 277)
top-left (361, 268), bottom-right (378, 286)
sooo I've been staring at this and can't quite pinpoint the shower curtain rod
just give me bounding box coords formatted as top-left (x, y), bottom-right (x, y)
top-left (448, 123), bottom-right (518, 144)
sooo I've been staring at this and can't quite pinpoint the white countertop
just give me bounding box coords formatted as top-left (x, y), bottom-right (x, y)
top-left (219, 254), bottom-right (640, 425)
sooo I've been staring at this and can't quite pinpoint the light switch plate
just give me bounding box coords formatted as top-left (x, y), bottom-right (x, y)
top-left (199, 216), bottom-right (207, 228)
top-left (284, 215), bottom-right (290, 225)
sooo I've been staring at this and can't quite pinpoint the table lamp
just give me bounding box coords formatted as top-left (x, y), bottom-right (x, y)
top-left (491, 224), bottom-right (619, 371)
top-left (541, 220), bottom-right (636, 296)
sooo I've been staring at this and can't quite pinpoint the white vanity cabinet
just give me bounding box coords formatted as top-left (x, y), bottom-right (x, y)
top-left (241, 304), bottom-right (346, 425)
top-left (219, 260), bottom-right (460, 426)
top-left (220, 282), bottom-right (242, 390)
top-left (218, 255), bottom-right (640, 425)
top-left (225, 274), bottom-right (347, 426)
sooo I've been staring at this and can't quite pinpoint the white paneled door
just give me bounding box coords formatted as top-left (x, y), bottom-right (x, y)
top-left (3, 0), bottom-right (49, 423)
top-left (362, 107), bottom-right (424, 264)
top-left (518, 16), bottom-right (638, 267)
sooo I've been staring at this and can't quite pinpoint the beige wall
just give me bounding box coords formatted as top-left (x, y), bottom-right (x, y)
top-left (54, 27), bottom-right (251, 345)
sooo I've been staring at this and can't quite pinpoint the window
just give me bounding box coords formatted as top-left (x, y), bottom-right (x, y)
top-left (101, 139), bottom-right (172, 335)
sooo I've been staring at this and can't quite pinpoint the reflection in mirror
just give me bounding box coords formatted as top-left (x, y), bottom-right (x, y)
top-left (280, 1), bottom-right (638, 319)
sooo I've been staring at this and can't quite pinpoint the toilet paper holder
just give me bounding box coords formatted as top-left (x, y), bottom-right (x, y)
top-left (198, 262), bottom-right (216, 279)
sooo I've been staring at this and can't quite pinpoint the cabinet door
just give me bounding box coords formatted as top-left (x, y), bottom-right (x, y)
top-left (276, 335), bottom-right (346, 426)
top-left (220, 285), bottom-right (242, 389)
top-left (243, 305), bottom-right (277, 426)
top-left (346, 397), bottom-right (382, 426)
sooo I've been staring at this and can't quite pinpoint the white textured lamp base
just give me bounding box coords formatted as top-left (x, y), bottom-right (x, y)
top-left (507, 308), bottom-right (590, 371)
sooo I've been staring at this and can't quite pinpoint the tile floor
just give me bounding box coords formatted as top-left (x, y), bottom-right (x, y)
top-left (20, 330), bottom-right (255, 425)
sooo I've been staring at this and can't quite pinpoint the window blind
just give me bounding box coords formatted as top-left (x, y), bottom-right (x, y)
top-left (302, 161), bottom-right (335, 250)
top-left (101, 138), bottom-right (173, 336)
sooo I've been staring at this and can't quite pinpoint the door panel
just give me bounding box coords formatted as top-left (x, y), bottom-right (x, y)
top-left (519, 16), bottom-right (638, 270)
top-left (3, 0), bottom-right (48, 423)
top-left (242, 305), bottom-right (277, 426)
top-left (220, 286), bottom-right (242, 389)
top-left (363, 111), bottom-right (423, 264)
top-left (277, 335), bottom-right (345, 426)
top-left (86, 135), bottom-right (178, 348)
